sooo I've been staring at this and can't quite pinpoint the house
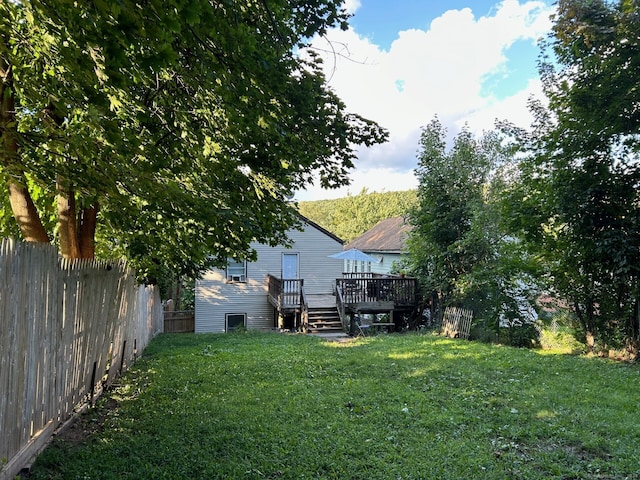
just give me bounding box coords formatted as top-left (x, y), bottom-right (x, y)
top-left (195, 216), bottom-right (344, 333)
top-left (196, 215), bottom-right (420, 335)
top-left (344, 216), bottom-right (412, 275)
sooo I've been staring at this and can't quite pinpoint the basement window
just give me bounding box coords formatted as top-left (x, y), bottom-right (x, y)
top-left (226, 313), bottom-right (246, 331)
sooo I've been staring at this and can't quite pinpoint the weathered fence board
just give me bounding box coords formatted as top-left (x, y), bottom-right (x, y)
top-left (441, 306), bottom-right (474, 340)
top-left (0, 239), bottom-right (163, 480)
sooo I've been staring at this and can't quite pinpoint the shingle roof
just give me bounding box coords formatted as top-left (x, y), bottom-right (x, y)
top-left (345, 216), bottom-right (411, 253)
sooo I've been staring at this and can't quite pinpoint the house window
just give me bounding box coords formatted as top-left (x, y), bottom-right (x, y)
top-left (226, 313), bottom-right (246, 331)
top-left (226, 259), bottom-right (246, 282)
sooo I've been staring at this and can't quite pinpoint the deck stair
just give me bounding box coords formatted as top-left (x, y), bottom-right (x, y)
top-left (306, 306), bottom-right (344, 334)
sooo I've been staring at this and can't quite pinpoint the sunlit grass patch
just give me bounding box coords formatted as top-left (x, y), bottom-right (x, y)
top-left (27, 331), bottom-right (640, 480)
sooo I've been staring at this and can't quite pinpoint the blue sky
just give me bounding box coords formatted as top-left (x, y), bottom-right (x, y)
top-left (296, 0), bottom-right (555, 201)
top-left (350, 0), bottom-right (503, 49)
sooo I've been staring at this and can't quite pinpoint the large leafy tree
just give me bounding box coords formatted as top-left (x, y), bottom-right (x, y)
top-left (408, 118), bottom-right (493, 309)
top-left (407, 118), bottom-right (537, 331)
top-left (0, 0), bottom-right (386, 281)
top-left (504, 0), bottom-right (640, 353)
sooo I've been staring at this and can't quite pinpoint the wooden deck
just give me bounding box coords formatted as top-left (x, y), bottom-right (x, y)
top-left (266, 274), bottom-right (420, 334)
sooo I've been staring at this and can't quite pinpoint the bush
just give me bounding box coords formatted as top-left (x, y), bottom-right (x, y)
top-left (499, 322), bottom-right (540, 348)
top-left (539, 327), bottom-right (584, 353)
top-left (469, 320), bottom-right (499, 343)
top-left (538, 310), bottom-right (585, 353)
top-left (470, 318), bottom-right (541, 348)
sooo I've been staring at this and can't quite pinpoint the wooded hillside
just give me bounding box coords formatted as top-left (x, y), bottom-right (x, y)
top-left (297, 188), bottom-right (417, 243)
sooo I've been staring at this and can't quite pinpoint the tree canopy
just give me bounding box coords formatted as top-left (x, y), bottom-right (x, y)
top-left (503, 0), bottom-right (640, 353)
top-left (0, 0), bottom-right (387, 281)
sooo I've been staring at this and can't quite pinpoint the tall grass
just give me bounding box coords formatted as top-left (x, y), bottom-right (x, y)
top-left (27, 332), bottom-right (640, 479)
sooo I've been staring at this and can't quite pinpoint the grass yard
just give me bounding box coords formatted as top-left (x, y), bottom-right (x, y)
top-left (26, 331), bottom-right (640, 479)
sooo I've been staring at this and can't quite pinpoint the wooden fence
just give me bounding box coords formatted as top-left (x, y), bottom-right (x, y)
top-left (0, 239), bottom-right (163, 480)
top-left (441, 306), bottom-right (474, 340)
top-left (164, 310), bottom-right (195, 333)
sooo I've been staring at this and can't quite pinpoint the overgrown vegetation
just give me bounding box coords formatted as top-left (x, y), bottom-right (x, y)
top-left (500, 0), bottom-right (640, 355)
top-left (27, 332), bottom-right (640, 480)
top-left (405, 118), bottom-right (538, 336)
top-left (402, 0), bottom-right (640, 356)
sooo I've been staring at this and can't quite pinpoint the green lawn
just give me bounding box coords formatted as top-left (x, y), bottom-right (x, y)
top-left (28, 332), bottom-right (640, 479)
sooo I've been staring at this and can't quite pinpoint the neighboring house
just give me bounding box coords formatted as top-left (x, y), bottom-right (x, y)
top-left (345, 216), bottom-right (412, 275)
top-left (195, 216), bottom-right (344, 333)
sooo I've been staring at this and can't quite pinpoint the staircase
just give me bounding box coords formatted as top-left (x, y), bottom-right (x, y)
top-left (306, 306), bottom-right (344, 334)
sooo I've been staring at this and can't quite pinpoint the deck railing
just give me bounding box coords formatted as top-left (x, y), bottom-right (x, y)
top-left (336, 277), bottom-right (417, 306)
top-left (335, 285), bottom-right (347, 330)
top-left (267, 274), bottom-right (418, 314)
top-left (341, 272), bottom-right (376, 279)
top-left (267, 274), bottom-right (304, 308)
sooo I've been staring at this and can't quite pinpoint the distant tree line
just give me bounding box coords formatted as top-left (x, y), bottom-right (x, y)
top-left (297, 188), bottom-right (417, 243)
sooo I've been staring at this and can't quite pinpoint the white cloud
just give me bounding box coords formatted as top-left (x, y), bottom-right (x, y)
top-left (341, 0), bottom-right (361, 15)
top-left (295, 1), bottom-right (555, 201)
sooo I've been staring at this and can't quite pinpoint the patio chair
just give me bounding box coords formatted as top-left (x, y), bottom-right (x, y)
top-left (355, 316), bottom-right (370, 337)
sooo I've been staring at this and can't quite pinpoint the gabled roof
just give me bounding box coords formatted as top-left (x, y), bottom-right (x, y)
top-left (345, 216), bottom-right (411, 253)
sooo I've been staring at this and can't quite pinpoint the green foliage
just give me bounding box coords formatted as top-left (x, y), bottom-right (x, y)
top-left (407, 117), bottom-right (540, 330)
top-left (503, 0), bottom-right (640, 354)
top-left (500, 323), bottom-right (540, 349)
top-left (1, 0), bottom-right (387, 281)
top-left (298, 188), bottom-right (417, 242)
top-left (408, 118), bottom-right (493, 303)
top-left (540, 326), bottom-right (585, 354)
top-left (28, 332), bottom-right (640, 480)
top-left (471, 319), bottom-right (541, 348)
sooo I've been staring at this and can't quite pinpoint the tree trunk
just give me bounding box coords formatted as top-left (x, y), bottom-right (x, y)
top-left (585, 330), bottom-right (595, 352)
top-left (57, 183), bottom-right (80, 258)
top-left (2, 56), bottom-right (50, 243)
top-left (174, 276), bottom-right (182, 311)
top-left (7, 181), bottom-right (51, 242)
top-left (625, 298), bottom-right (640, 358)
top-left (57, 181), bottom-right (98, 260)
top-left (78, 205), bottom-right (98, 259)
top-left (575, 300), bottom-right (595, 354)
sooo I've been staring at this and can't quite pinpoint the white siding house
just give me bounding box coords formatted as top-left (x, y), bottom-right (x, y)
top-left (195, 217), bottom-right (344, 333)
top-left (344, 216), bottom-right (412, 275)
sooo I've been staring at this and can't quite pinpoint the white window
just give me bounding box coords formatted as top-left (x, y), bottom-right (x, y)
top-left (226, 259), bottom-right (246, 282)
top-left (226, 313), bottom-right (246, 331)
